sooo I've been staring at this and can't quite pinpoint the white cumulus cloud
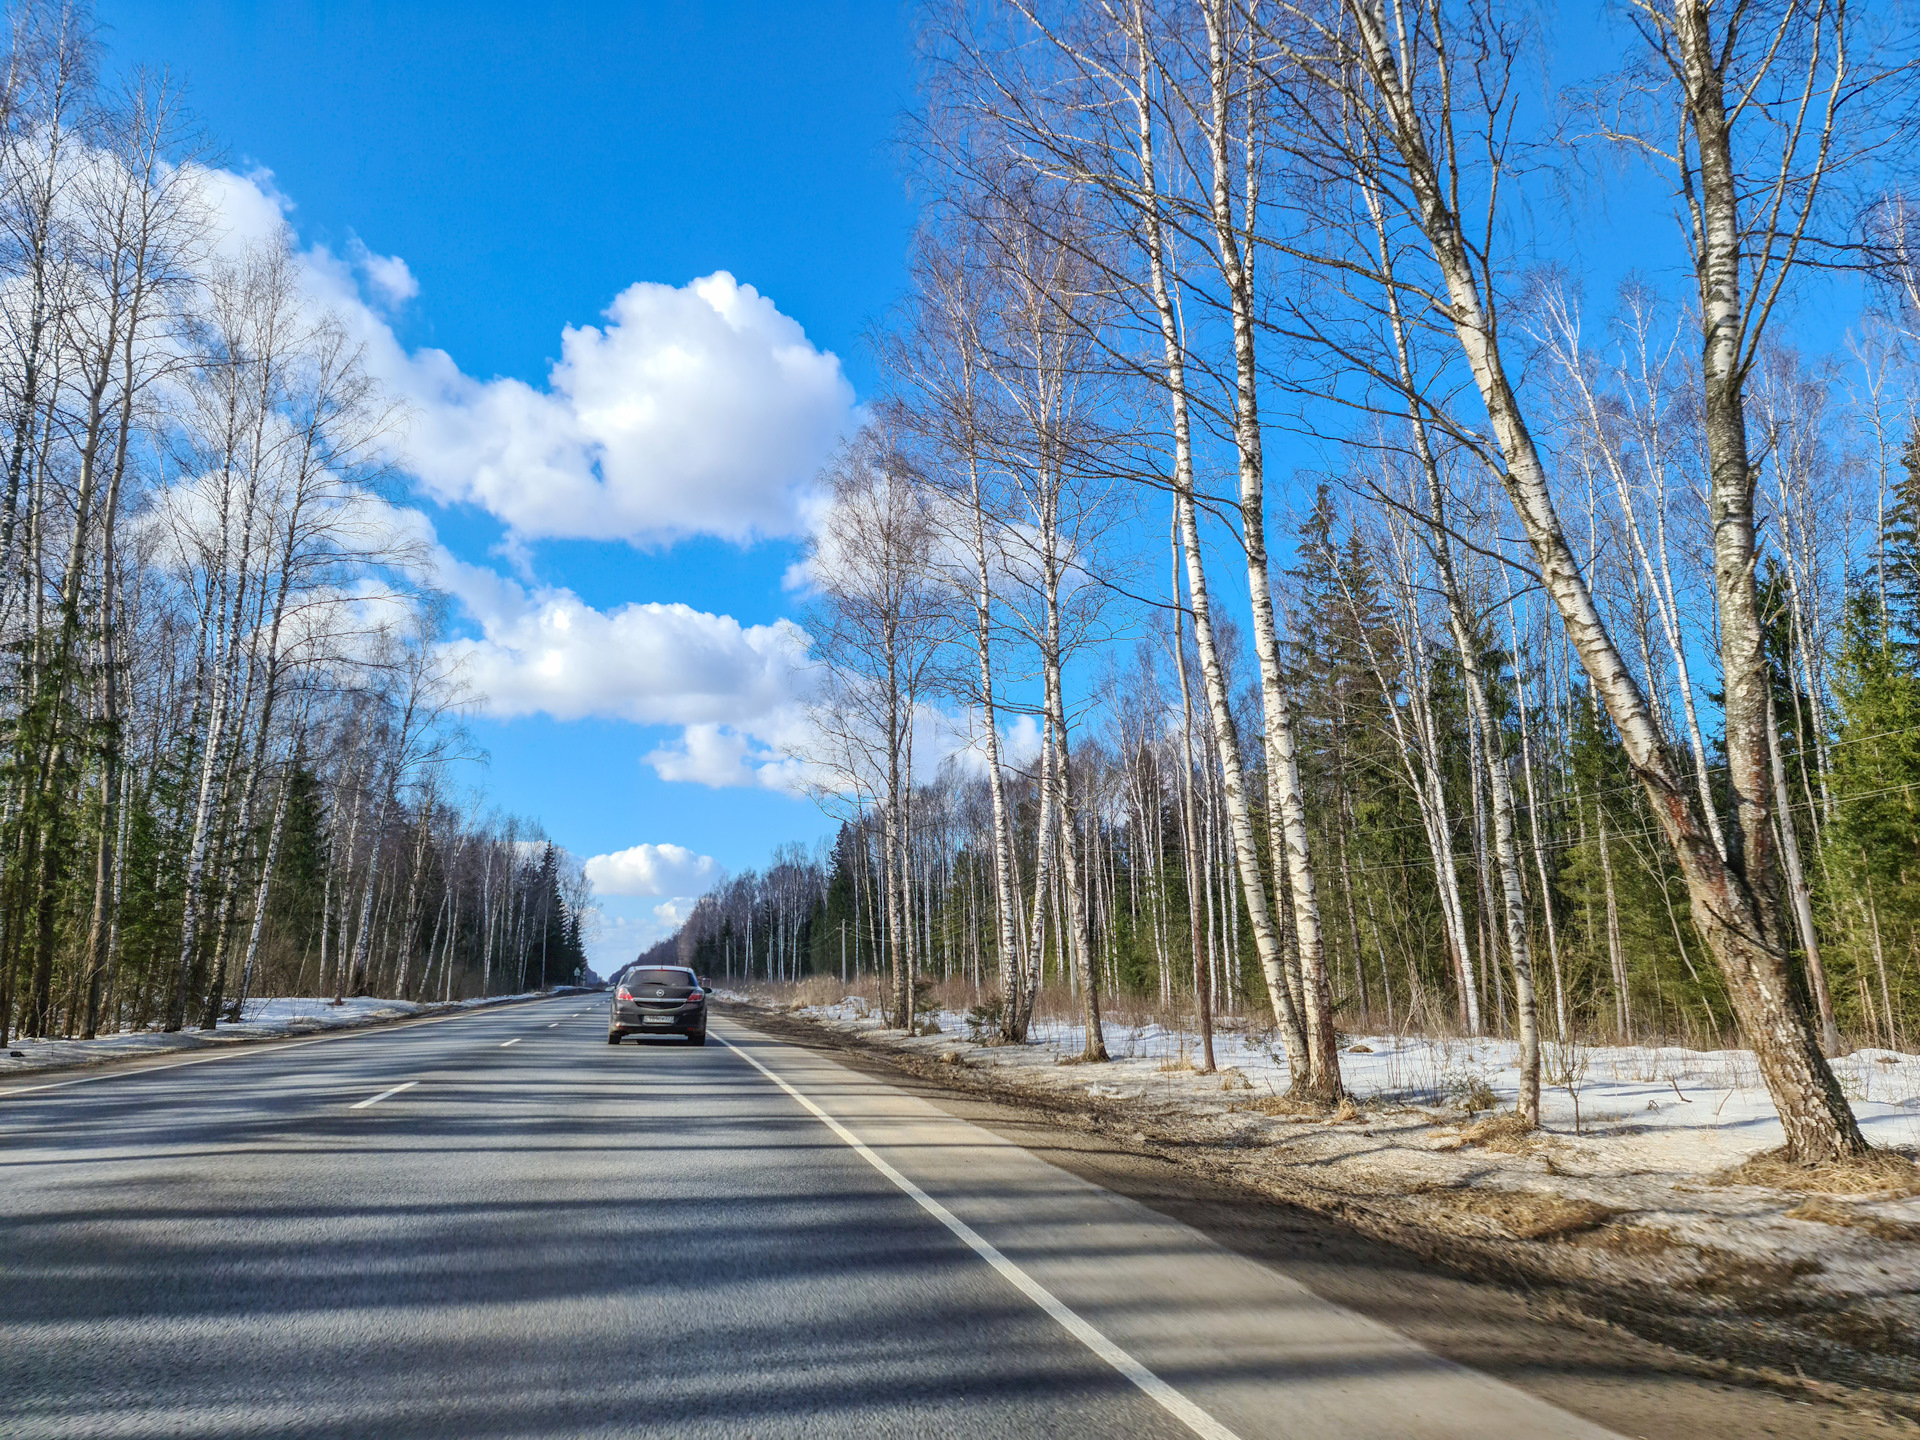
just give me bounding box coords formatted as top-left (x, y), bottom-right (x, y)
top-left (349, 236), bottom-right (419, 307)
top-left (584, 843), bottom-right (722, 898)
top-left (419, 273), bottom-right (852, 543)
top-left (401, 272), bottom-right (854, 543)
top-left (434, 554), bottom-right (811, 726)
top-left (202, 169), bottom-right (854, 546)
top-left (641, 717), bottom-right (819, 792)
top-left (187, 166), bottom-right (881, 792)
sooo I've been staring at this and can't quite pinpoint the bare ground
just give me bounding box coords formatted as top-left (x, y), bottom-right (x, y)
top-left (722, 997), bottom-right (1920, 1438)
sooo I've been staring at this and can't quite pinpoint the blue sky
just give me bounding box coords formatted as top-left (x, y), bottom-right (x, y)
top-left (100, 0), bottom-right (919, 960)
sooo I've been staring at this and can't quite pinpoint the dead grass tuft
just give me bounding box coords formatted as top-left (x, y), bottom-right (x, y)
top-left (1426, 1186), bottom-right (1620, 1241)
top-left (1587, 1221), bottom-right (1683, 1256)
top-left (1456, 1110), bottom-right (1548, 1155)
top-left (1157, 1057), bottom-right (1200, 1074)
top-left (1688, 1250), bottom-right (1824, 1296)
top-left (1784, 1195), bottom-right (1920, 1243)
top-left (1713, 1146), bottom-right (1920, 1198)
top-left (1246, 1087), bottom-right (1367, 1121)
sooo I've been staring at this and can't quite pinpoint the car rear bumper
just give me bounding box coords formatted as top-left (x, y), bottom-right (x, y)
top-left (610, 1008), bottom-right (705, 1035)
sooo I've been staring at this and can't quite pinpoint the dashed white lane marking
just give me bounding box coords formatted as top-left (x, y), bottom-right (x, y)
top-left (549, 1022), bottom-right (559, 1027)
top-left (716, 1032), bottom-right (1243, 1440)
top-left (350, 1080), bottom-right (417, 1110)
top-left (500, 1038), bottom-right (521, 1047)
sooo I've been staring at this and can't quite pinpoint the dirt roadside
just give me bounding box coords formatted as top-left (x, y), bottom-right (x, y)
top-left (724, 1000), bottom-right (1918, 1440)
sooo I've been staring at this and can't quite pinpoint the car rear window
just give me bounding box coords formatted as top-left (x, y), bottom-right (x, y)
top-left (630, 969), bottom-right (694, 988)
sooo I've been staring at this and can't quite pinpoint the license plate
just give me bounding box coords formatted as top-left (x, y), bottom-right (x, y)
top-left (643, 1015), bottom-right (673, 1025)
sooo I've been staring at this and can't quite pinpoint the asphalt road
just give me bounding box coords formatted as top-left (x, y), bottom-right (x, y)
top-left (0, 994), bottom-right (1624, 1439)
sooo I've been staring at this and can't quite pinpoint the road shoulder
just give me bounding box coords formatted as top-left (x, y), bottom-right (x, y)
top-left (723, 999), bottom-right (1918, 1440)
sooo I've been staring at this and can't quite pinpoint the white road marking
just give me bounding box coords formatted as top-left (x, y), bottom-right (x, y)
top-left (548, 1022), bottom-right (559, 1027)
top-left (716, 1031), bottom-right (1243, 1440)
top-left (500, 1038), bottom-right (520, 1047)
top-left (350, 1080), bottom-right (417, 1110)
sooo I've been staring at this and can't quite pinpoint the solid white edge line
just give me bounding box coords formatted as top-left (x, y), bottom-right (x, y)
top-left (0, 995), bottom-right (569, 1098)
top-left (715, 1030), bottom-right (1243, 1440)
top-left (349, 1080), bottom-right (418, 1110)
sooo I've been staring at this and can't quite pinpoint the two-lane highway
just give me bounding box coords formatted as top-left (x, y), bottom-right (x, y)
top-left (1, 996), bottom-right (1619, 1438)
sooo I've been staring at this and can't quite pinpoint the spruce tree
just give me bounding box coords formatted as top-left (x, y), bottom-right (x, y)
top-left (1882, 420), bottom-right (1920, 660)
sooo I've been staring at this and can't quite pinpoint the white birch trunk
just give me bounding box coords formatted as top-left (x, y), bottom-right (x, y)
top-left (1128, 25), bottom-right (1309, 1076)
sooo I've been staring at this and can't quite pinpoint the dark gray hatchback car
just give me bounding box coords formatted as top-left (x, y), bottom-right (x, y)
top-left (609, 967), bottom-right (707, 1045)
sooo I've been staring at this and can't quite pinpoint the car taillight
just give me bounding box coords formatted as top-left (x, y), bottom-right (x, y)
top-left (617, 987), bottom-right (632, 1000)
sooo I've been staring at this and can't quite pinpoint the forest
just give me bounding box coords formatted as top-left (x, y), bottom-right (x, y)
top-left (0, 4), bottom-right (590, 1046)
top-left (663, 0), bottom-right (1920, 1165)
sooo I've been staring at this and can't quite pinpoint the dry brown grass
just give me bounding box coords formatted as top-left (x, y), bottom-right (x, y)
top-left (734, 974), bottom-right (882, 1011)
top-left (730, 975), bottom-right (1277, 1040)
top-left (1784, 1196), bottom-right (1920, 1243)
top-left (1455, 1110), bottom-right (1549, 1155)
top-left (1247, 1088), bottom-right (1367, 1120)
top-left (1712, 1146), bottom-right (1920, 1197)
top-left (1586, 1221), bottom-right (1684, 1256)
top-left (921, 976), bottom-right (986, 1015)
top-left (1425, 1186), bottom-right (1620, 1241)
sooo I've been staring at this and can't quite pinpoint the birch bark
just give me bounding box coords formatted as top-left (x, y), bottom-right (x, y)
top-left (1200, 0), bottom-right (1340, 1097)
top-left (1128, 13), bottom-right (1310, 1075)
top-left (1276, 0), bottom-right (1866, 1158)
